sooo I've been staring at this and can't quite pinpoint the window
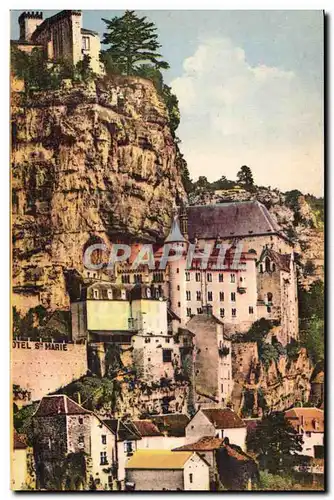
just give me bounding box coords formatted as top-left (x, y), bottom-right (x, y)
top-left (207, 273), bottom-right (212, 282)
top-left (177, 285), bottom-right (180, 291)
top-left (196, 291), bottom-right (201, 301)
top-left (102, 435), bottom-right (107, 445)
top-left (221, 384), bottom-right (224, 392)
top-left (260, 264), bottom-right (263, 274)
top-left (100, 451), bottom-right (108, 465)
top-left (232, 308), bottom-right (237, 317)
top-left (177, 301), bottom-right (181, 307)
top-left (121, 274), bottom-right (130, 284)
top-left (134, 274), bottom-right (143, 284)
top-left (93, 289), bottom-right (99, 299)
top-left (176, 268), bottom-right (179, 274)
top-left (189, 474), bottom-right (193, 484)
top-left (249, 306), bottom-right (254, 314)
top-left (79, 417), bottom-right (83, 424)
top-left (267, 292), bottom-right (273, 304)
top-left (272, 263), bottom-right (276, 272)
top-left (267, 306), bottom-right (272, 313)
top-left (219, 291), bottom-right (224, 301)
top-left (186, 307), bottom-right (192, 317)
top-left (219, 273), bottom-right (224, 282)
top-left (306, 432), bottom-right (312, 437)
top-left (82, 36), bottom-right (90, 50)
top-left (230, 274), bottom-right (235, 283)
top-left (186, 291), bottom-right (191, 300)
top-left (145, 338), bottom-right (151, 343)
top-left (78, 435), bottom-right (85, 446)
top-left (265, 257), bottom-right (271, 273)
top-left (124, 441), bottom-right (134, 455)
top-left (197, 307), bottom-right (203, 314)
top-left (208, 291), bottom-right (213, 301)
top-left (107, 289), bottom-right (113, 300)
top-left (231, 292), bottom-right (236, 302)
top-left (166, 338), bottom-right (170, 343)
top-left (220, 308), bottom-right (225, 318)
top-left (195, 272), bottom-right (201, 282)
top-left (185, 272), bottom-right (190, 281)
top-left (163, 349), bottom-right (172, 362)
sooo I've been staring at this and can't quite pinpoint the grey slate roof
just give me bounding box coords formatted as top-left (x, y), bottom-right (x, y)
top-left (186, 201), bottom-right (282, 240)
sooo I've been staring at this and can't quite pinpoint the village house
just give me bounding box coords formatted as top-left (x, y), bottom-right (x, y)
top-left (150, 414), bottom-right (190, 450)
top-left (103, 419), bottom-right (141, 489)
top-left (185, 408), bottom-right (247, 451)
top-left (12, 10), bottom-right (103, 74)
top-left (133, 420), bottom-right (165, 450)
top-left (125, 449), bottom-right (210, 491)
top-left (285, 407), bottom-right (324, 458)
top-left (186, 310), bottom-right (233, 408)
top-left (11, 431), bottom-right (28, 490)
top-left (32, 395), bottom-right (117, 490)
top-left (173, 436), bottom-right (258, 490)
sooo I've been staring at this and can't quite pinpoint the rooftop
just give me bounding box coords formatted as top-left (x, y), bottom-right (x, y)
top-left (151, 414), bottom-right (190, 437)
top-left (200, 408), bottom-right (246, 429)
top-left (104, 420), bottom-right (141, 441)
top-left (186, 201), bottom-right (282, 240)
top-left (285, 407), bottom-right (324, 433)
top-left (34, 395), bottom-right (90, 417)
top-left (133, 420), bottom-right (163, 437)
top-left (125, 450), bottom-right (194, 469)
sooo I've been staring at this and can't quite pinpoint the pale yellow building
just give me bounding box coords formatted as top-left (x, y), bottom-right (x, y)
top-left (11, 432), bottom-right (28, 490)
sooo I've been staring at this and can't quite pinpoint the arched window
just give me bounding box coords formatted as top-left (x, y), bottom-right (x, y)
top-left (267, 292), bottom-right (273, 304)
top-left (265, 257), bottom-right (271, 273)
top-left (272, 263), bottom-right (276, 272)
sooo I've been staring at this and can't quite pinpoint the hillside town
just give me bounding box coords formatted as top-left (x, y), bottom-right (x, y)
top-left (11, 10), bottom-right (324, 492)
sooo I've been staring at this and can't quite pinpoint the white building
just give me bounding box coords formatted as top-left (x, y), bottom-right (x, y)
top-left (125, 450), bottom-right (210, 491)
top-left (185, 408), bottom-right (247, 451)
top-left (285, 407), bottom-right (324, 458)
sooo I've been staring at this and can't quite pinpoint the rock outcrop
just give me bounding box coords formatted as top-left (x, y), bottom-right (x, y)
top-left (12, 76), bottom-right (186, 311)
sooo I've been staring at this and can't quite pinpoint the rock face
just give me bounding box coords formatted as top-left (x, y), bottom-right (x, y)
top-left (12, 76), bottom-right (186, 311)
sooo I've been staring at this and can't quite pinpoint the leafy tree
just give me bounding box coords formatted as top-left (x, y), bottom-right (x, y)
top-left (75, 54), bottom-right (95, 82)
top-left (11, 46), bottom-right (60, 93)
top-left (298, 280), bottom-right (324, 320)
top-left (246, 412), bottom-right (303, 474)
top-left (304, 259), bottom-right (316, 276)
top-left (237, 165), bottom-right (254, 186)
top-left (300, 317), bottom-right (324, 364)
top-left (243, 318), bottom-right (274, 343)
top-left (101, 10), bottom-right (169, 75)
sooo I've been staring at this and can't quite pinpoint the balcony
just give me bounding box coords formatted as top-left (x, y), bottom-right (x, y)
top-left (237, 286), bottom-right (247, 294)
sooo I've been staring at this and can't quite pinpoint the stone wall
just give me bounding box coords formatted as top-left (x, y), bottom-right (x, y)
top-left (232, 342), bottom-right (258, 383)
top-left (126, 468), bottom-right (184, 491)
top-left (12, 340), bottom-right (88, 402)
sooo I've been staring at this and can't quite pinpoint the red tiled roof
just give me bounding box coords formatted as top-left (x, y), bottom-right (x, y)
top-left (13, 431), bottom-right (27, 450)
top-left (34, 395), bottom-right (90, 417)
top-left (173, 436), bottom-right (224, 451)
top-left (201, 408), bottom-right (246, 429)
top-left (133, 420), bottom-right (163, 437)
top-left (285, 408), bottom-right (324, 433)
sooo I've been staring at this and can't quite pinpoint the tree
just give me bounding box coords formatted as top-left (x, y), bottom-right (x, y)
top-left (11, 46), bottom-right (60, 93)
top-left (246, 412), bottom-right (303, 474)
top-left (298, 280), bottom-right (324, 321)
top-left (101, 10), bottom-right (170, 75)
top-left (300, 317), bottom-right (324, 364)
top-left (237, 165), bottom-right (254, 186)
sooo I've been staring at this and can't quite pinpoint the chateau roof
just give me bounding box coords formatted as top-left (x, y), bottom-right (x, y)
top-left (186, 201), bottom-right (282, 240)
top-left (125, 450), bottom-right (194, 470)
top-left (34, 395), bottom-right (90, 417)
top-left (133, 420), bottom-right (163, 437)
top-left (200, 408), bottom-right (246, 429)
top-left (151, 414), bottom-right (190, 437)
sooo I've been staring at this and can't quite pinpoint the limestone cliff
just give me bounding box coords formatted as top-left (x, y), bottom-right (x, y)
top-left (12, 76), bottom-right (186, 311)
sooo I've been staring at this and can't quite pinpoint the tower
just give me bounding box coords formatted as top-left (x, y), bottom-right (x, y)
top-left (165, 214), bottom-right (188, 324)
top-left (18, 11), bottom-right (43, 42)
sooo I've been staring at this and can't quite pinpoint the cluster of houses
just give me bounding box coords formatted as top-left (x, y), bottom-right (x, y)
top-left (13, 394), bottom-right (324, 491)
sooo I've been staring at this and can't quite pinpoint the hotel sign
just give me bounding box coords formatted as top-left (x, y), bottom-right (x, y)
top-left (12, 340), bottom-right (69, 351)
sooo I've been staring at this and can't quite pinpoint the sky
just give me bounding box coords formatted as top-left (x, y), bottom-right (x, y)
top-left (11, 10), bottom-right (324, 196)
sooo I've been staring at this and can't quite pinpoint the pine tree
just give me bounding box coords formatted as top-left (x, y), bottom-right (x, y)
top-left (237, 165), bottom-right (254, 186)
top-left (101, 10), bottom-right (169, 75)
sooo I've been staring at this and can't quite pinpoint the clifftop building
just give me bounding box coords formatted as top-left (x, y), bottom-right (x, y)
top-left (12, 10), bottom-right (103, 74)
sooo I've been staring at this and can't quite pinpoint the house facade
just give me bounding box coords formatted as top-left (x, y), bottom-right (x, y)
top-left (125, 450), bottom-right (210, 491)
top-left (185, 408), bottom-right (247, 451)
top-left (32, 395), bottom-right (117, 490)
top-left (285, 407), bottom-right (324, 458)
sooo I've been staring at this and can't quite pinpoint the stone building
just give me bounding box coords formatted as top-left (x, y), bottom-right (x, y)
top-left (185, 408), bottom-right (247, 451)
top-left (257, 246), bottom-right (299, 344)
top-left (33, 395), bottom-right (117, 490)
top-left (125, 449), bottom-right (210, 491)
top-left (186, 310), bottom-right (233, 407)
top-left (12, 10), bottom-right (103, 74)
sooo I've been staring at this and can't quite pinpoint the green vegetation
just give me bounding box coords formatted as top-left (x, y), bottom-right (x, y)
top-left (101, 10), bottom-right (169, 75)
top-left (11, 47), bottom-right (95, 93)
top-left (298, 280), bottom-right (324, 364)
top-left (237, 165), bottom-right (254, 187)
top-left (13, 402), bottom-right (38, 446)
top-left (246, 411), bottom-right (303, 474)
